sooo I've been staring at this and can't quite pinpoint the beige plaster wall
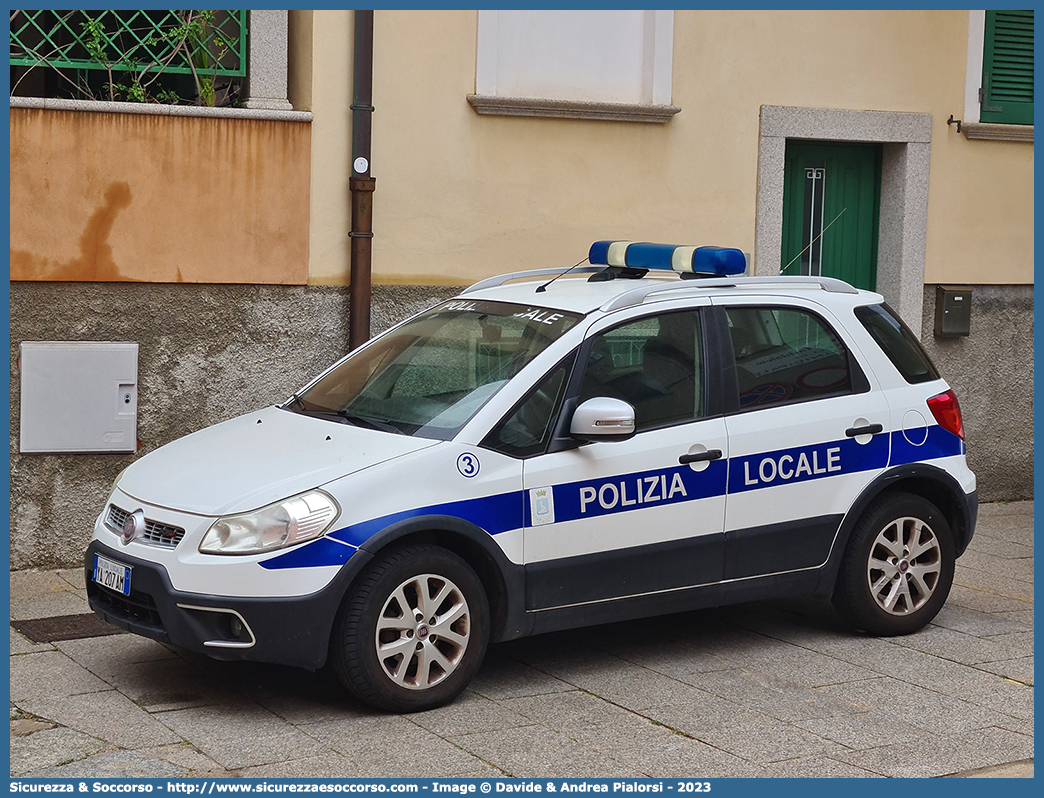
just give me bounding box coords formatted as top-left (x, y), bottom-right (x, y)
top-left (304, 10), bottom-right (354, 285)
top-left (304, 9), bottom-right (1032, 287)
top-left (10, 108), bottom-right (311, 284)
top-left (923, 127), bottom-right (1033, 284)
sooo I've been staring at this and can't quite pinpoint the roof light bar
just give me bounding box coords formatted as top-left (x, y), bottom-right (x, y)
top-left (589, 241), bottom-right (748, 277)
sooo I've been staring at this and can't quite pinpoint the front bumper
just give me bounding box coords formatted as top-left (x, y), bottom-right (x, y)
top-left (85, 540), bottom-right (372, 670)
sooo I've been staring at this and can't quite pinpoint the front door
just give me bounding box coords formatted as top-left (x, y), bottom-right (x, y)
top-left (520, 306), bottom-right (728, 610)
top-left (782, 141), bottom-right (882, 291)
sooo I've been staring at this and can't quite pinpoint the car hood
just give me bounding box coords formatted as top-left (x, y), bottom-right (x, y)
top-left (117, 406), bottom-right (439, 516)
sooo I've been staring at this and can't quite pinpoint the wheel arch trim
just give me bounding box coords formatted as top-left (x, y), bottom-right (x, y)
top-left (356, 514), bottom-right (531, 641)
top-left (814, 463), bottom-right (977, 597)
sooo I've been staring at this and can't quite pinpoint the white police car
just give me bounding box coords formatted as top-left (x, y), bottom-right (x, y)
top-left (86, 241), bottom-right (977, 712)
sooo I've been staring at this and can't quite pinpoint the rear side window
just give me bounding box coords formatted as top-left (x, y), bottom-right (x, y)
top-left (726, 306), bottom-right (855, 409)
top-left (855, 303), bottom-right (939, 384)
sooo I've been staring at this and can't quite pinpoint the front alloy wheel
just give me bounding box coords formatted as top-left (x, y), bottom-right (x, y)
top-left (333, 544), bottom-right (490, 712)
top-left (834, 492), bottom-right (955, 636)
top-left (375, 572), bottom-right (472, 690)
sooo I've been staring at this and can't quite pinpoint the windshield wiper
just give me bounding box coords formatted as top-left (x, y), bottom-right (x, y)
top-left (336, 411), bottom-right (404, 435)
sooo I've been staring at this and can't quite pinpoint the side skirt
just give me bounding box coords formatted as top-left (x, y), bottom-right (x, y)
top-left (526, 568), bottom-right (820, 637)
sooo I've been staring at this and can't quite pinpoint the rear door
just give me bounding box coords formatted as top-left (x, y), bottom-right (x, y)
top-left (717, 298), bottom-right (891, 579)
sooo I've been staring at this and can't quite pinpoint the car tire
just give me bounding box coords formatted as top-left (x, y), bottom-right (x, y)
top-left (332, 544), bottom-right (490, 712)
top-left (833, 491), bottom-right (955, 636)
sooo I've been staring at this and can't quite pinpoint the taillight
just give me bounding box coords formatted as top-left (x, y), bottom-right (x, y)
top-left (927, 390), bottom-right (964, 440)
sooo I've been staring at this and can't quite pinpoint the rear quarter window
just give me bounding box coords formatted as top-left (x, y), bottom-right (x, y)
top-left (854, 303), bottom-right (939, 384)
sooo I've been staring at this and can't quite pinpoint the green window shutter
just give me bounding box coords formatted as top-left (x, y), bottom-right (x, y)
top-left (981, 10), bottom-right (1034, 125)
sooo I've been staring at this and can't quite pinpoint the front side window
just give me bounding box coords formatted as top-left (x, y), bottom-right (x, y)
top-left (726, 306), bottom-right (854, 409)
top-left (288, 300), bottom-right (581, 440)
top-left (484, 354), bottom-right (576, 458)
top-left (577, 311), bottom-right (702, 431)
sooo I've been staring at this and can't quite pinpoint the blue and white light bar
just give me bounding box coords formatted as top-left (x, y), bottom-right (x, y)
top-left (589, 241), bottom-right (749, 277)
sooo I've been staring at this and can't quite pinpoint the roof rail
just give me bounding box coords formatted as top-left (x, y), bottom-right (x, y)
top-left (600, 275), bottom-right (860, 312)
top-left (462, 266), bottom-right (609, 294)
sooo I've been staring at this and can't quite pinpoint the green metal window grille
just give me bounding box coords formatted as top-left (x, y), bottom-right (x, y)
top-left (11, 10), bottom-right (247, 103)
top-left (981, 10), bottom-right (1034, 125)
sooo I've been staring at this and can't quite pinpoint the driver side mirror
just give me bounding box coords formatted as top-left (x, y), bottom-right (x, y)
top-left (569, 397), bottom-right (636, 442)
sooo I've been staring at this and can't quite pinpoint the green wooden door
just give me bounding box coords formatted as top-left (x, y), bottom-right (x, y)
top-left (781, 142), bottom-right (882, 291)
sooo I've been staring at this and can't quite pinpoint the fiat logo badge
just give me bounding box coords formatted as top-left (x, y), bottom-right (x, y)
top-left (122, 510), bottom-right (145, 545)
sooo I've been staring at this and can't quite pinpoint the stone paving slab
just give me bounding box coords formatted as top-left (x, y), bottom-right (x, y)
top-left (10, 627), bottom-right (53, 656)
top-left (303, 714), bottom-right (492, 778)
top-left (157, 701), bottom-right (331, 770)
top-left (761, 755), bottom-right (884, 779)
top-left (21, 690), bottom-right (183, 749)
top-left (448, 725), bottom-right (644, 778)
top-left (99, 655), bottom-right (231, 712)
top-left (10, 650), bottom-right (111, 702)
top-left (10, 727), bottom-right (109, 777)
top-left (9, 591), bottom-right (91, 622)
top-left (407, 689), bottom-right (537, 738)
top-left (565, 709), bottom-right (765, 778)
top-left (140, 742), bottom-right (226, 774)
top-left (813, 676), bottom-right (1023, 736)
top-left (28, 750), bottom-right (187, 779)
top-left (56, 631), bottom-right (179, 678)
top-left (9, 501), bottom-right (1034, 779)
top-left (975, 655), bottom-right (1034, 684)
top-left (839, 725), bottom-right (1035, 778)
top-left (236, 754), bottom-right (359, 779)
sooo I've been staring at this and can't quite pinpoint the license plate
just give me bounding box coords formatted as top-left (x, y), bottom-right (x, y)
top-left (93, 554), bottom-right (132, 596)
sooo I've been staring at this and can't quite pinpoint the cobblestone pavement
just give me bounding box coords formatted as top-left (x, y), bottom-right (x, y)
top-left (10, 502), bottom-right (1033, 779)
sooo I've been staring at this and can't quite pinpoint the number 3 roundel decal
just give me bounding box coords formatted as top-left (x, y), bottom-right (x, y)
top-left (456, 452), bottom-right (480, 478)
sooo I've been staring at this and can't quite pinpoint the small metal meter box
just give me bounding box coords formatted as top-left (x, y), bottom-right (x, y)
top-left (19, 341), bottom-right (138, 453)
top-left (934, 286), bottom-right (972, 337)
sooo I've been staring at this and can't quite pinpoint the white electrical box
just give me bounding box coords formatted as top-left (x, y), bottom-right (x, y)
top-left (19, 342), bottom-right (139, 453)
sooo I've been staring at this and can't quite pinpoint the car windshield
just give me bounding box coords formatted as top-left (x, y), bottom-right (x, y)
top-left (286, 299), bottom-right (582, 440)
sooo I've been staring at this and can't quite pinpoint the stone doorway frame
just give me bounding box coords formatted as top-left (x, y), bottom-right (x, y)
top-left (754, 105), bottom-right (932, 331)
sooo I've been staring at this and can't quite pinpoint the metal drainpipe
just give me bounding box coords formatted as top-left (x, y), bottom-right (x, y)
top-left (349, 9), bottom-right (376, 350)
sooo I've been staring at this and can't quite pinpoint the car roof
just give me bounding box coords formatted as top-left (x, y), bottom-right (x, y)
top-left (458, 269), bottom-right (884, 317)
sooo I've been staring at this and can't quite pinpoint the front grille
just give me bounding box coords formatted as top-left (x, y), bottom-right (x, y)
top-left (91, 583), bottom-right (164, 630)
top-left (107, 505), bottom-right (186, 548)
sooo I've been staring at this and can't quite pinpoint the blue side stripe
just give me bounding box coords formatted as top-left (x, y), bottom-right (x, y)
top-left (889, 426), bottom-right (963, 465)
top-left (260, 491), bottom-right (525, 570)
top-left (258, 425), bottom-right (964, 570)
top-left (329, 490), bottom-right (525, 548)
top-left (537, 461), bottom-right (728, 525)
top-left (728, 434), bottom-right (890, 494)
top-left (259, 536), bottom-right (357, 570)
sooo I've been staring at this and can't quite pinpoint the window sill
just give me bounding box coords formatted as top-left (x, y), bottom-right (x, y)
top-left (962, 122), bottom-right (1033, 142)
top-left (467, 94), bottom-right (680, 124)
top-left (10, 96), bottom-right (312, 123)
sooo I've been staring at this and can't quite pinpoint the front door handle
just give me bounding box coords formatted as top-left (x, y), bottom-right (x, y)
top-left (846, 423), bottom-right (883, 437)
top-left (679, 449), bottom-right (723, 465)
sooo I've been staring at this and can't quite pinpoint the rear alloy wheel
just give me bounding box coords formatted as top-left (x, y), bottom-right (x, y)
top-left (333, 544), bottom-right (489, 712)
top-left (834, 492), bottom-right (955, 636)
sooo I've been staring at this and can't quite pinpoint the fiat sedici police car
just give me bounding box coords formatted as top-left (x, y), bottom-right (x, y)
top-left (87, 241), bottom-right (977, 712)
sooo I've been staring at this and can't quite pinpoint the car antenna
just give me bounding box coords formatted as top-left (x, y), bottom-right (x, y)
top-left (536, 257), bottom-right (589, 293)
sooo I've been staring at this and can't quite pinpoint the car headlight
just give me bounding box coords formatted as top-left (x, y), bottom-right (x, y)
top-left (199, 491), bottom-right (339, 555)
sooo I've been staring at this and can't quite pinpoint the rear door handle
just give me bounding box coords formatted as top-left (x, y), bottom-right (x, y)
top-left (846, 423), bottom-right (883, 437)
top-left (679, 449), bottom-right (723, 464)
